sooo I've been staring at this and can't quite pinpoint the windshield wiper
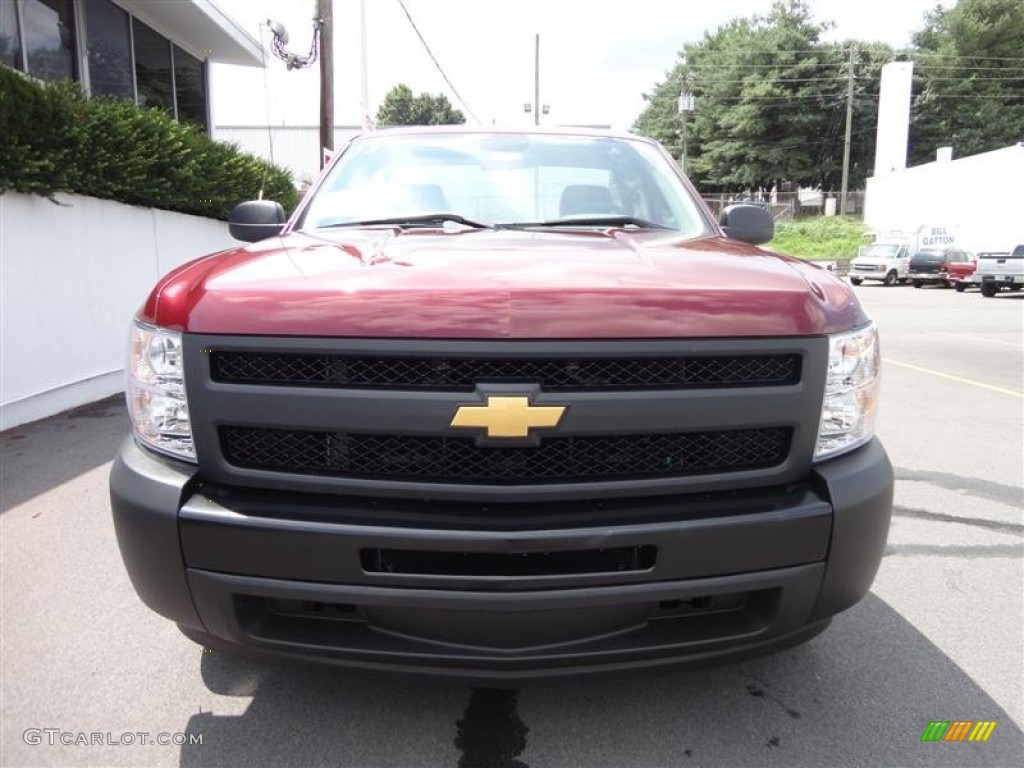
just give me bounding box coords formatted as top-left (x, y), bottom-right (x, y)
top-left (316, 213), bottom-right (493, 230)
top-left (501, 216), bottom-right (673, 230)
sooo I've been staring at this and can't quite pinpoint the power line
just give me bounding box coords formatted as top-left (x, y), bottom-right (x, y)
top-left (912, 63), bottom-right (1024, 71)
top-left (913, 94), bottom-right (1024, 100)
top-left (684, 49), bottom-right (1024, 62)
top-left (689, 77), bottom-right (846, 83)
top-left (394, 0), bottom-right (479, 124)
top-left (704, 94), bottom-right (846, 100)
top-left (917, 76), bottom-right (1024, 81)
top-left (900, 52), bottom-right (1024, 61)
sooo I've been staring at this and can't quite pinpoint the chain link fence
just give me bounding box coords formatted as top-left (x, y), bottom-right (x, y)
top-left (701, 191), bottom-right (866, 221)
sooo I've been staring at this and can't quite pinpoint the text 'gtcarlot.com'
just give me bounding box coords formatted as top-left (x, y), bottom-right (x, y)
top-left (23, 729), bottom-right (203, 746)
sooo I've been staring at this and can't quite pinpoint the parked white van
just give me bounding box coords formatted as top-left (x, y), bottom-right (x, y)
top-left (849, 242), bottom-right (911, 286)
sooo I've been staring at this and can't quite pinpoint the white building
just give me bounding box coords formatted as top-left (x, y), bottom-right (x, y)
top-left (1, 0), bottom-right (263, 132)
top-left (864, 143), bottom-right (1024, 252)
top-left (1, 0), bottom-right (265, 429)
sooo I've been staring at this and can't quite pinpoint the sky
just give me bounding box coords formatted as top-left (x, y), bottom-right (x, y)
top-left (210, 0), bottom-right (948, 132)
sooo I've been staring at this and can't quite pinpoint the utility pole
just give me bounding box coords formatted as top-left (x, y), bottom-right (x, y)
top-left (318, 0), bottom-right (334, 168)
top-left (839, 44), bottom-right (855, 215)
top-left (534, 33), bottom-right (540, 126)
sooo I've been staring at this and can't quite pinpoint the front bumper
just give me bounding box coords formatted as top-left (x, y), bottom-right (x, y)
top-left (849, 266), bottom-right (886, 280)
top-left (110, 437), bottom-right (893, 677)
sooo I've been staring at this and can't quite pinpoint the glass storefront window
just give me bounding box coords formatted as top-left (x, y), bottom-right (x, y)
top-left (22, 0), bottom-right (75, 81)
top-left (84, 0), bottom-right (131, 98)
top-left (173, 44), bottom-right (207, 131)
top-left (132, 16), bottom-right (172, 113)
top-left (0, 0), bottom-right (21, 69)
top-left (2, 0), bottom-right (211, 132)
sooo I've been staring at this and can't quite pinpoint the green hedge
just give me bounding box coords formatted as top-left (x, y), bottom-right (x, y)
top-left (0, 66), bottom-right (296, 219)
top-left (767, 216), bottom-right (869, 260)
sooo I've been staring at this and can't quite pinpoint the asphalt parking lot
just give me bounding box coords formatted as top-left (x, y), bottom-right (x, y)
top-left (1, 281), bottom-right (1022, 768)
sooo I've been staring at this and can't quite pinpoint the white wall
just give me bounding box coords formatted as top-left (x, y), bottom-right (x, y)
top-left (864, 144), bottom-right (1024, 253)
top-left (0, 192), bottom-right (236, 430)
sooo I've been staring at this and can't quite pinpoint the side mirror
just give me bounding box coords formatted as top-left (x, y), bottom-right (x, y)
top-left (720, 204), bottom-right (774, 245)
top-left (228, 200), bottom-right (286, 242)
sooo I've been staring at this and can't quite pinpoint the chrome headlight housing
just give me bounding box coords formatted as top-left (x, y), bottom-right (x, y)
top-left (126, 321), bottom-right (195, 462)
top-left (815, 322), bottom-right (880, 461)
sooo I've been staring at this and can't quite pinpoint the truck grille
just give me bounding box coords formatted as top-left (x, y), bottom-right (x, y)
top-left (220, 426), bottom-right (792, 483)
top-left (210, 351), bottom-right (800, 391)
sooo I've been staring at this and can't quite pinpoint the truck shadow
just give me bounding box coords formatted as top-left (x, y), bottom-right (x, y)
top-left (178, 593), bottom-right (1022, 768)
top-left (0, 396), bottom-right (127, 513)
top-left (894, 468), bottom-right (1023, 508)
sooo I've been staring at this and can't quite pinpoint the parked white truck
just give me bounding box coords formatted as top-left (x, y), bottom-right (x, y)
top-left (976, 245), bottom-right (1024, 297)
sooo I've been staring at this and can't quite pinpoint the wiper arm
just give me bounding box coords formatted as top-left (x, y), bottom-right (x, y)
top-left (502, 216), bottom-right (673, 230)
top-left (317, 213), bottom-right (493, 230)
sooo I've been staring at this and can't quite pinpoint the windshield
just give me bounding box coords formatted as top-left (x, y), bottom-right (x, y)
top-left (859, 244), bottom-right (901, 258)
top-left (297, 133), bottom-right (709, 234)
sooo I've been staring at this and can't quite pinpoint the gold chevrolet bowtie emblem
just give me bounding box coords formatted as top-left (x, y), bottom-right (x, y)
top-left (450, 396), bottom-right (567, 438)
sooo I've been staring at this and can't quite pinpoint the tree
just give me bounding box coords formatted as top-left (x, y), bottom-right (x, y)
top-left (633, 1), bottom-right (892, 192)
top-left (376, 83), bottom-right (465, 126)
top-left (908, 0), bottom-right (1024, 164)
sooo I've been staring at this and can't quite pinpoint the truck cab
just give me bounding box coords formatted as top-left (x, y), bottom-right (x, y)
top-left (849, 243), bottom-right (909, 287)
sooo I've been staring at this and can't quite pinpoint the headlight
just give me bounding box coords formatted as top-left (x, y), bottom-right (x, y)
top-left (126, 321), bottom-right (195, 462)
top-left (815, 322), bottom-right (880, 461)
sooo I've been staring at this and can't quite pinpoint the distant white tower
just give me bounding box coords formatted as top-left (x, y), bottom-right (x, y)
top-left (873, 61), bottom-right (914, 177)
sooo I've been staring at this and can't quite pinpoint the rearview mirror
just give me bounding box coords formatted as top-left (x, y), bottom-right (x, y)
top-left (720, 204), bottom-right (774, 245)
top-left (229, 200), bottom-right (286, 242)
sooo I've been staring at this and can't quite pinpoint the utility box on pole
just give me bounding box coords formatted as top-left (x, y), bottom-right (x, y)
top-left (677, 92), bottom-right (694, 174)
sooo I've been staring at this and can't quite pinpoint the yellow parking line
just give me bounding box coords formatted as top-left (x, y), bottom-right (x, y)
top-left (929, 331), bottom-right (1023, 349)
top-left (883, 357), bottom-right (1024, 399)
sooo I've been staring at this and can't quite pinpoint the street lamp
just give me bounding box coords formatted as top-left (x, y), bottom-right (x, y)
top-left (265, 4), bottom-right (333, 170)
top-left (266, 17), bottom-right (321, 71)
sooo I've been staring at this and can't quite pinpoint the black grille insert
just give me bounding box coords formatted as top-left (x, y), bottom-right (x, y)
top-left (220, 426), bottom-right (792, 484)
top-left (361, 546), bottom-right (657, 576)
top-left (210, 351), bottom-right (801, 391)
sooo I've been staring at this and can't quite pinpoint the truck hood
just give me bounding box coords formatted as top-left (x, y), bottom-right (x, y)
top-left (141, 228), bottom-right (867, 338)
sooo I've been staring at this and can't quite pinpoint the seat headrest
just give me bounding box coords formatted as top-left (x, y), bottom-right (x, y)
top-left (559, 185), bottom-right (615, 217)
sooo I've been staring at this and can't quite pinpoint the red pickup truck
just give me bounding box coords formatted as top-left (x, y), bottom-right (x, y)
top-left (110, 128), bottom-right (892, 676)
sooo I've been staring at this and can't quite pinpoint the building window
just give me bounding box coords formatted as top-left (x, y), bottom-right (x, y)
top-left (131, 16), bottom-right (172, 113)
top-left (21, 0), bottom-right (76, 81)
top-left (1, 0), bottom-right (211, 134)
top-left (83, 0), bottom-right (131, 98)
top-left (0, 1), bottom-right (21, 69)
top-left (173, 44), bottom-right (207, 131)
